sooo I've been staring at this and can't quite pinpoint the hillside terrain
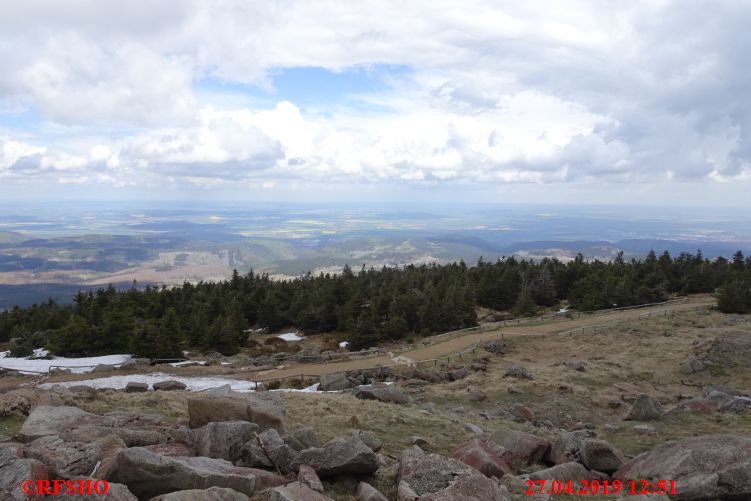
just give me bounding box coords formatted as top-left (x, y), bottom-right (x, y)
top-left (1, 301), bottom-right (749, 500)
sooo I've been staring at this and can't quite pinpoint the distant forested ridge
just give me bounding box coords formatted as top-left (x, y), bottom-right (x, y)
top-left (1, 250), bottom-right (749, 358)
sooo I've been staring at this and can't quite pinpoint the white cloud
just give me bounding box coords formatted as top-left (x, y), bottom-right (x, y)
top-left (0, 0), bottom-right (749, 201)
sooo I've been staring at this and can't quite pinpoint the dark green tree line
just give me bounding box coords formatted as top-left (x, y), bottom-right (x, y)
top-left (1, 250), bottom-right (749, 356)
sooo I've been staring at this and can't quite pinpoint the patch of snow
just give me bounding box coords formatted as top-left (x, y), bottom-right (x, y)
top-left (558, 308), bottom-right (569, 314)
top-left (40, 372), bottom-right (257, 392)
top-left (169, 361), bottom-right (206, 367)
top-left (339, 341), bottom-right (349, 348)
top-left (0, 353), bottom-right (132, 375)
top-left (277, 332), bottom-right (304, 342)
top-left (40, 374), bottom-right (324, 394)
top-left (32, 348), bottom-right (50, 358)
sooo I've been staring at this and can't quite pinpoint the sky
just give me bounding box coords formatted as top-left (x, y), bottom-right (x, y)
top-left (1, 1), bottom-right (750, 206)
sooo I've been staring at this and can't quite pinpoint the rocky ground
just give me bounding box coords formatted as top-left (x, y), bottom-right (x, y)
top-left (1, 307), bottom-right (750, 500)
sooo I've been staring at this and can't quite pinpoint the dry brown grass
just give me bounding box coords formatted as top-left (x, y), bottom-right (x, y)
top-left (5, 305), bottom-right (750, 500)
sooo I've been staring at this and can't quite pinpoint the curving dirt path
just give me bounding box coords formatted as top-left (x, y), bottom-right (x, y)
top-left (252, 297), bottom-right (715, 381)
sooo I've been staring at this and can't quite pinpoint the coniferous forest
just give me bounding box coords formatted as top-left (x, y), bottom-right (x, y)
top-left (1, 250), bottom-right (750, 358)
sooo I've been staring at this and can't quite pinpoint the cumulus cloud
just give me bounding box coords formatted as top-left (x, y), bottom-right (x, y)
top-left (0, 0), bottom-right (750, 197)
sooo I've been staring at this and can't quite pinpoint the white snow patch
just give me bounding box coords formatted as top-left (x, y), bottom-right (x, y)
top-left (277, 332), bottom-right (304, 342)
top-left (33, 348), bottom-right (50, 358)
top-left (39, 372), bottom-right (257, 392)
top-left (39, 374), bottom-right (324, 394)
top-left (0, 352), bottom-right (132, 375)
top-left (339, 341), bottom-right (349, 348)
top-left (169, 361), bottom-right (206, 367)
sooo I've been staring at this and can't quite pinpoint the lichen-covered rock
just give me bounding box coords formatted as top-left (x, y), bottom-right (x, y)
top-left (397, 446), bottom-right (510, 500)
top-left (107, 447), bottom-right (284, 499)
top-left (291, 435), bottom-right (378, 477)
top-left (193, 421), bottom-right (259, 462)
top-left (615, 435), bottom-right (751, 500)
top-left (357, 481), bottom-right (389, 501)
top-left (124, 382), bottom-right (149, 393)
top-left (449, 438), bottom-right (512, 478)
top-left (528, 462), bottom-right (590, 482)
top-left (18, 406), bottom-right (113, 442)
top-left (187, 394), bottom-right (286, 432)
top-left (238, 428), bottom-right (296, 473)
top-left (488, 429), bottom-right (550, 465)
top-left (268, 481), bottom-right (334, 501)
top-left (352, 385), bottom-right (409, 404)
top-left (152, 380), bottom-right (187, 391)
top-left (23, 434), bottom-right (125, 479)
top-left (624, 394), bottom-right (664, 421)
top-left (147, 487), bottom-right (249, 501)
top-left (319, 373), bottom-right (352, 391)
top-left (297, 464), bottom-right (324, 492)
top-left (578, 439), bottom-right (627, 474)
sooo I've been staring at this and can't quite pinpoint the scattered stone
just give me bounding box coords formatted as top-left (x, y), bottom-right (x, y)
top-left (153, 380), bottom-right (187, 391)
top-left (719, 396), bottom-right (751, 413)
top-left (268, 481), bottom-right (334, 501)
top-left (352, 430), bottom-right (383, 453)
top-left (468, 388), bottom-right (487, 402)
top-left (148, 487), bottom-right (249, 500)
top-left (297, 464), bottom-right (324, 492)
top-left (0, 390), bottom-right (39, 417)
top-left (18, 406), bottom-right (113, 441)
top-left (255, 383), bottom-right (267, 392)
top-left (319, 372), bottom-right (352, 391)
top-left (61, 425), bottom-right (190, 448)
top-left (193, 421), bottom-right (259, 463)
top-left (706, 331), bottom-right (751, 368)
top-left (23, 434), bottom-right (125, 478)
top-left (545, 430), bottom-right (596, 465)
top-left (616, 434), bottom-right (751, 500)
top-left (607, 399), bottom-right (622, 409)
top-left (632, 424), bottom-right (656, 435)
top-left (290, 435), bottom-right (378, 477)
top-left (509, 403), bottom-right (535, 422)
top-left (450, 438), bottom-right (512, 478)
top-left (624, 394), bottom-right (664, 421)
top-left (464, 422), bottom-right (484, 435)
top-left (238, 428), bottom-right (295, 473)
top-left (504, 364), bottom-right (531, 379)
top-left (91, 363), bottom-right (117, 373)
top-left (205, 384), bottom-right (233, 396)
top-left (0, 457), bottom-right (49, 501)
top-left (108, 447), bottom-right (285, 499)
top-left (143, 442), bottom-right (195, 457)
top-left (564, 361), bottom-right (586, 372)
top-left (578, 439), bottom-right (627, 474)
top-left (187, 394), bottom-right (286, 432)
top-left (470, 362), bottom-right (488, 372)
top-left (352, 384), bottom-right (409, 404)
top-left (124, 382), bottom-right (149, 393)
top-left (415, 370), bottom-right (442, 383)
top-left (528, 462), bottom-right (590, 482)
top-left (398, 446), bottom-right (510, 500)
top-left (357, 481), bottom-right (389, 501)
top-left (448, 367), bottom-right (469, 381)
top-left (507, 386), bottom-right (522, 395)
top-left (488, 429), bottom-right (551, 465)
top-left (411, 436), bottom-right (431, 448)
top-left (292, 427), bottom-right (320, 449)
top-left (679, 357), bottom-right (705, 374)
